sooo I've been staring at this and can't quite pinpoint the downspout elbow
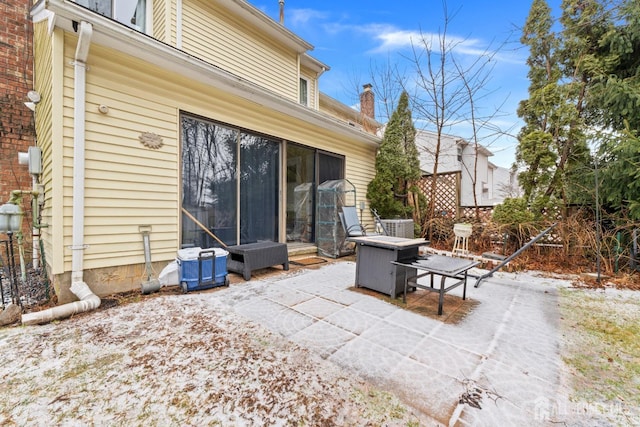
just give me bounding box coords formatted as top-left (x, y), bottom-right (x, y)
top-left (69, 281), bottom-right (101, 310)
top-left (22, 281), bottom-right (101, 326)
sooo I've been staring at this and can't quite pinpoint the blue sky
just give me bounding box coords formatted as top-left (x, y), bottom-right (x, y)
top-left (254, 0), bottom-right (562, 168)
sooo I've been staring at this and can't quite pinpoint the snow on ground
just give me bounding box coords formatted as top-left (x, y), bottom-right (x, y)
top-left (1, 262), bottom-right (638, 426)
top-left (0, 293), bottom-right (431, 426)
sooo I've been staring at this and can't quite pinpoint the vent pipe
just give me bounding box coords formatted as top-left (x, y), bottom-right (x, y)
top-left (279, 0), bottom-right (284, 25)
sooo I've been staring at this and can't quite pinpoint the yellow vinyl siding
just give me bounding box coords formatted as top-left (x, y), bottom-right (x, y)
top-left (33, 24), bottom-right (67, 276)
top-left (53, 36), bottom-right (375, 273)
top-left (152, 0), bottom-right (167, 42)
top-left (33, 21), bottom-right (54, 270)
top-left (181, 0), bottom-right (298, 101)
top-left (152, 0), bottom-right (178, 45)
top-left (320, 99), bottom-right (360, 126)
top-left (59, 38), bottom-right (179, 272)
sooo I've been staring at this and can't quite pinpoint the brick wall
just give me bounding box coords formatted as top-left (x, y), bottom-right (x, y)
top-left (0, 0), bottom-right (34, 243)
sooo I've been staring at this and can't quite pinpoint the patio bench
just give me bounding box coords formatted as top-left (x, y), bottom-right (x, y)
top-left (226, 241), bottom-right (289, 280)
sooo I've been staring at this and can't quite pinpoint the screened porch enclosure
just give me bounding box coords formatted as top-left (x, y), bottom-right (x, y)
top-left (181, 115), bottom-right (279, 247)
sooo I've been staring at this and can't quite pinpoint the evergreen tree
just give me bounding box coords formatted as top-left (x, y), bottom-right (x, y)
top-left (576, 0), bottom-right (640, 131)
top-left (516, 0), bottom-right (593, 209)
top-left (601, 129), bottom-right (640, 219)
top-left (367, 91), bottom-right (421, 219)
top-left (516, 0), bottom-right (559, 203)
top-left (594, 0), bottom-right (640, 218)
top-left (517, 0), bottom-right (640, 218)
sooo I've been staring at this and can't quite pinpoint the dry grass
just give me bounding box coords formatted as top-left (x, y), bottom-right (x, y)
top-left (426, 215), bottom-right (640, 289)
top-left (559, 287), bottom-right (640, 421)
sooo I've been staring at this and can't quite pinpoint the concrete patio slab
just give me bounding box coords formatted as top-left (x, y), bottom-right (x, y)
top-left (221, 260), bottom-right (568, 425)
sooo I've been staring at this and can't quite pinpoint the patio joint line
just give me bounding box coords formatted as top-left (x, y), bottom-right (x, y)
top-left (447, 284), bottom-right (523, 426)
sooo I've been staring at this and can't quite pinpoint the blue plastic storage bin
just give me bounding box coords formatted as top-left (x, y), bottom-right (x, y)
top-left (177, 247), bottom-right (229, 292)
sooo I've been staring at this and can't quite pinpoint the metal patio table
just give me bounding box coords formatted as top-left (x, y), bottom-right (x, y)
top-left (349, 235), bottom-right (427, 298)
top-left (393, 254), bottom-right (480, 315)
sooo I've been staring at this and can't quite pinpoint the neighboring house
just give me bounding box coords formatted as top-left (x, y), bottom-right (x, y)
top-left (416, 129), bottom-right (516, 208)
top-left (26, 0), bottom-right (382, 302)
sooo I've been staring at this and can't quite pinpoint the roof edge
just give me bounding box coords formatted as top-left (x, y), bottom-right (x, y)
top-left (35, 0), bottom-right (380, 147)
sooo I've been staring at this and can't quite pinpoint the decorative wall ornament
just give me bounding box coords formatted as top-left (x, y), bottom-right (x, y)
top-left (139, 132), bottom-right (163, 149)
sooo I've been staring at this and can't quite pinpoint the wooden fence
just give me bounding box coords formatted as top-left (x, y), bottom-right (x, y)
top-left (416, 172), bottom-right (460, 218)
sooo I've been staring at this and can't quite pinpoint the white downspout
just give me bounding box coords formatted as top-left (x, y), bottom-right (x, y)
top-left (22, 21), bottom-right (100, 325)
top-left (71, 21), bottom-right (91, 285)
top-left (32, 175), bottom-right (39, 270)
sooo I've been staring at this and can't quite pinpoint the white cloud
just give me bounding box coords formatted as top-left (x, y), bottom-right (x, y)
top-left (371, 27), bottom-right (423, 52)
top-left (288, 8), bottom-right (329, 27)
top-left (368, 26), bottom-right (495, 59)
top-left (320, 21), bottom-right (524, 66)
top-left (318, 23), bottom-right (417, 49)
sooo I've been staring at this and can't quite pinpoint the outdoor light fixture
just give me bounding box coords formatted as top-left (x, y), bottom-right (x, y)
top-left (27, 90), bottom-right (41, 103)
top-left (0, 202), bottom-right (23, 307)
top-left (0, 202), bottom-right (23, 233)
top-left (24, 90), bottom-right (41, 112)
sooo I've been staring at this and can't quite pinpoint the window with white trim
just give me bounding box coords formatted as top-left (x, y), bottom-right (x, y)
top-left (75, 0), bottom-right (146, 32)
top-left (299, 77), bottom-right (309, 106)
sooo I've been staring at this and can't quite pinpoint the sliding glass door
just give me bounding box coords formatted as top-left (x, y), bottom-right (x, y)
top-left (286, 145), bottom-right (315, 243)
top-left (181, 115), bottom-right (279, 247)
top-left (286, 146), bottom-right (345, 244)
top-left (239, 133), bottom-right (279, 244)
top-left (181, 116), bottom-right (238, 247)
top-left (182, 113), bottom-right (345, 248)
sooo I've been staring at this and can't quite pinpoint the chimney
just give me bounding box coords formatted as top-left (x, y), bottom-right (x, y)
top-left (360, 83), bottom-right (375, 119)
top-left (279, 0), bottom-right (284, 25)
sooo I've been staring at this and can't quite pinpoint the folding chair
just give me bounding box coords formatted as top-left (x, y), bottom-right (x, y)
top-left (340, 206), bottom-right (368, 238)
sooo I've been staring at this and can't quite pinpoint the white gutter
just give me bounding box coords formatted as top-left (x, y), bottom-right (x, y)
top-left (23, 20), bottom-right (101, 325)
